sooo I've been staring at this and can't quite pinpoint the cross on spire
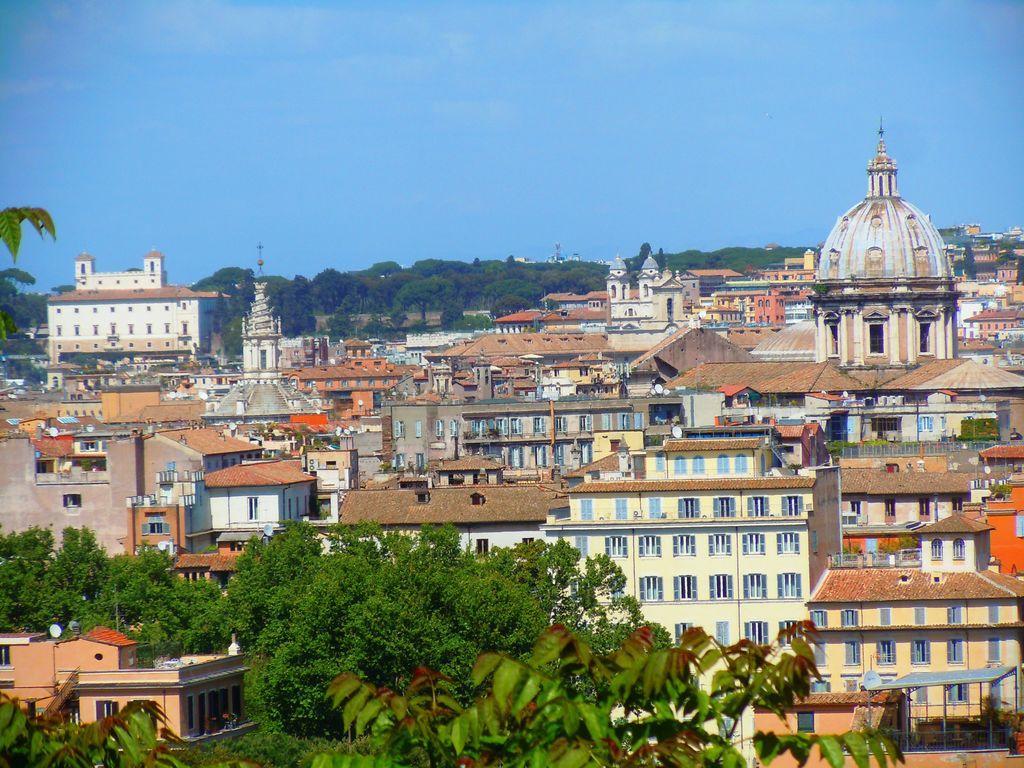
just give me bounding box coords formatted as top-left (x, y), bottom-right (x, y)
top-left (256, 242), bottom-right (264, 274)
top-left (878, 116), bottom-right (884, 139)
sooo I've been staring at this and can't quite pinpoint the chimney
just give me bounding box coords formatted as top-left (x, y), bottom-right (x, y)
top-left (617, 442), bottom-right (631, 475)
top-left (228, 633), bottom-right (241, 656)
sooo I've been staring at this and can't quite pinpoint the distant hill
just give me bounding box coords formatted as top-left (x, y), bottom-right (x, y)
top-left (192, 245), bottom-right (813, 349)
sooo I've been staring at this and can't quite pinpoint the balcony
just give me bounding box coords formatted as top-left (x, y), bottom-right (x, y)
top-left (157, 470), bottom-right (179, 484)
top-left (829, 549), bottom-right (921, 568)
top-left (36, 470), bottom-right (110, 485)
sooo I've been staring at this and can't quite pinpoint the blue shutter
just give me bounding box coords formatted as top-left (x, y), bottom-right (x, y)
top-left (713, 497), bottom-right (721, 516)
top-left (746, 496), bottom-right (754, 516)
top-left (777, 573), bottom-right (784, 597)
top-left (776, 534), bottom-right (783, 555)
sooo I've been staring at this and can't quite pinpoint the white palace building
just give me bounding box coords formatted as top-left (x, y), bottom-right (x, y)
top-left (46, 250), bottom-right (219, 365)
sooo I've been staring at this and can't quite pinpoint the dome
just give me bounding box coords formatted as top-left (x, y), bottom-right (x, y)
top-left (609, 255), bottom-right (627, 273)
top-left (817, 135), bottom-right (949, 281)
top-left (640, 255), bottom-right (659, 272)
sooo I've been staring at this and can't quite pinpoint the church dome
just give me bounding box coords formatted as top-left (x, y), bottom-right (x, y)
top-left (817, 133), bottom-right (949, 281)
top-left (640, 255), bottom-right (659, 272)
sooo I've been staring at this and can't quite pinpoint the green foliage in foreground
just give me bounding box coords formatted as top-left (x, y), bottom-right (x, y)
top-left (0, 206), bottom-right (55, 338)
top-left (320, 623), bottom-right (902, 768)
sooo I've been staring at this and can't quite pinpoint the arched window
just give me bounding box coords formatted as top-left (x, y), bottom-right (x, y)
top-left (609, 284), bottom-right (617, 299)
top-left (673, 456), bottom-right (687, 476)
top-left (717, 454), bottom-right (730, 475)
top-left (930, 539), bottom-right (943, 561)
top-left (953, 538), bottom-right (966, 561)
top-left (735, 455), bottom-right (749, 474)
top-left (692, 456), bottom-right (706, 475)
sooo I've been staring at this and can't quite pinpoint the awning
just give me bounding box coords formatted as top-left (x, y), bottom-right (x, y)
top-left (866, 665), bottom-right (1016, 691)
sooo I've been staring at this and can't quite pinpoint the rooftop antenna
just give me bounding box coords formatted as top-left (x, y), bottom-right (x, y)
top-left (256, 242), bottom-right (264, 275)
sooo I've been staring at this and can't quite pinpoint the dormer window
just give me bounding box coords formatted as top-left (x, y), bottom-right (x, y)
top-left (471, 493), bottom-right (485, 506)
top-left (416, 491), bottom-right (430, 504)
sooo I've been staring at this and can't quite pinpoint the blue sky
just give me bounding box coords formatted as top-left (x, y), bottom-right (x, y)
top-left (2, 1), bottom-right (1022, 290)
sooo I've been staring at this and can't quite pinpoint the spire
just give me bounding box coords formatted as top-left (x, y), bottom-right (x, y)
top-left (867, 121), bottom-right (898, 198)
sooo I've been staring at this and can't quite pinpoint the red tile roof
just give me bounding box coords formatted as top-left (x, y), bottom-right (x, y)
top-left (811, 568), bottom-right (1024, 603)
top-left (31, 436), bottom-right (75, 457)
top-left (174, 553), bottom-right (239, 572)
top-left (158, 428), bottom-right (259, 456)
top-left (204, 460), bottom-right (315, 488)
top-left (917, 514), bottom-right (993, 534)
top-left (569, 476), bottom-right (815, 494)
top-left (981, 444), bottom-right (1024, 460)
top-left (840, 468), bottom-right (972, 495)
top-left (661, 438), bottom-right (764, 452)
top-left (495, 310), bottom-right (543, 323)
top-left (50, 286), bottom-right (219, 303)
top-left (85, 626), bottom-right (137, 647)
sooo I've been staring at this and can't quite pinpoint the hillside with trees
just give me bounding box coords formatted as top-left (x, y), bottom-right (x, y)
top-left (191, 244), bottom-right (808, 352)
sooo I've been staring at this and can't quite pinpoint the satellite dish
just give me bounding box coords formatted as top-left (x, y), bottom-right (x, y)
top-left (85, 424), bottom-right (95, 432)
top-left (654, 383), bottom-right (665, 394)
top-left (841, 391), bottom-right (849, 399)
top-left (861, 670), bottom-right (882, 691)
top-left (157, 540), bottom-right (170, 552)
top-left (68, 620), bottom-right (81, 634)
top-left (344, 427), bottom-right (352, 435)
top-left (262, 523), bottom-right (276, 538)
top-left (335, 426), bottom-right (343, 437)
top-left (48, 623), bottom-right (63, 639)
top-left (48, 426), bottom-right (59, 437)
top-left (671, 425), bottom-right (684, 439)
top-left (228, 422), bottom-right (237, 431)
top-left (198, 390), bottom-right (209, 401)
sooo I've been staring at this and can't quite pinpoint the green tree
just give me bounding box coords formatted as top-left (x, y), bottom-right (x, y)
top-left (0, 207), bottom-right (55, 337)
top-left (325, 624), bottom-right (902, 768)
top-left (0, 527), bottom-right (55, 630)
top-left (44, 527), bottom-right (110, 625)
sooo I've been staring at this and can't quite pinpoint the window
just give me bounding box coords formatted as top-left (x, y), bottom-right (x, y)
top-left (713, 497), bottom-right (735, 518)
top-left (677, 498), bottom-right (699, 518)
top-left (953, 538), bottom-right (966, 561)
top-left (912, 639), bottom-right (931, 665)
top-left (708, 533), bottom-right (732, 556)
top-left (843, 499), bottom-right (861, 526)
top-left (142, 520), bottom-right (170, 535)
top-left (672, 534), bottom-right (696, 557)
top-left (844, 640), bottom-right (861, 666)
top-left (450, 420), bottom-right (458, 437)
top-left (579, 414), bottom-right (592, 432)
top-left (879, 607), bottom-right (892, 626)
top-left (1016, 514), bottom-right (1024, 538)
top-left (715, 621), bottom-right (730, 645)
top-left (914, 606), bottom-right (926, 624)
top-left (919, 321), bottom-right (932, 353)
top-left (73, 325), bottom-right (80, 336)
top-left (744, 621), bottom-right (769, 644)
top-left (778, 573), bottom-right (802, 598)
top-left (877, 640), bottom-right (896, 666)
top-left (96, 701), bottom-right (120, 719)
top-left (648, 498), bottom-right (665, 519)
top-left (476, 539), bottom-right (490, 555)
top-left (827, 321), bottom-right (839, 355)
top-left (574, 536), bottom-right (588, 556)
top-left (741, 533), bottom-right (765, 555)
top-left (809, 609), bottom-right (827, 628)
top-left (918, 415), bottom-right (934, 433)
top-left (814, 643), bottom-right (827, 666)
top-left (777, 532), bottom-right (800, 554)
top-left (435, 419), bottom-right (444, 438)
top-left (533, 417), bottom-right (546, 434)
top-left (605, 536), bottom-right (628, 558)
top-left (394, 420), bottom-right (405, 437)
top-left (655, 454), bottom-right (666, 473)
top-left (948, 639), bottom-right (964, 664)
top-left (947, 606), bottom-right (963, 625)
top-left (947, 684), bottom-right (967, 704)
top-left (509, 417), bottom-right (522, 435)
top-left (638, 536), bottom-right (661, 558)
top-left (716, 455), bottom-right (730, 475)
top-left (638, 576), bottom-right (664, 602)
top-left (709, 574), bottom-right (733, 600)
top-left (0, 646), bottom-right (9, 666)
top-left (743, 573), bottom-right (768, 599)
top-left (618, 413), bottom-right (630, 430)
top-left (884, 498), bottom-right (896, 519)
top-left (868, 322), bottom-right (885, 355)
top-left (930, 539), bottom-right (943, 560)
top-left (747, 496), bottom-right (768, 517)
top-left (554, 416), bottom-right (568, 434)
top-left (673, 575), bottom-right (697, 600)
top-left (62, 494), bottom-right (82, 509)
top-left (989, 638), bottom-right (1001, 663)
top-left (918, 497), bottom-right (932, 519)
top-left (989, 605), bottom-right (1000, 624)
top-left (734, 455), bottom-right (748, 474)
top-left (692, 456), bottom-right (705, 474)
top-left (673, 456), bottom-right (687, 475)
top-left (580, 499), bottom-right (594, 521)
top-left (414, 421), bottom-right (422, 438)
top-left (246, 497), bottom-right (258, 521)
top-left (783, 496), bottom-right (804, 516)
top-left (614, 498), bottom-right (628, 520)
top-left (840, 609), bottom-right (859, 628)
top-left (674, 622), bottom-right (692, 643)
top-left (796, 711), bottom-right (815, 733)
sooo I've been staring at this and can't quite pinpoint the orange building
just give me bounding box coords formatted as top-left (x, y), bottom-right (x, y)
top-left (0, 626), bottom-right (248, 740)
top-left (982, 475), bottom-right (1024, 574)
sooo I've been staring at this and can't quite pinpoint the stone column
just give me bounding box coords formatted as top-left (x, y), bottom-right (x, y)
top-left (853, 313), bottom-right (865, 366)
top-left (907, 312), bottom-right (919, 365)
top-left (815, 312), bottom-right (827, 362)
top-left (888, 312), bottom-right (901, 365)
top-left (838, 312), bottom-right (850, 365)
top-left (935, 311), bottom-right (947, 359)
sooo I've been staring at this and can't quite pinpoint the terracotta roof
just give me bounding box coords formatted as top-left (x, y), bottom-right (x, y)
top-left (811, 568), bottom-right (1024, 603)
top-left (540, 308), bottom-right (607, 322)
top-left (495, 310), bottom-right (543, 323)
top-left (775, 424), bottom-right (806, 439)
top-left (431, 456), bottom-right (503, 472)
top-left (31, 436), bottom-right (75, 457)
top-left (876, 359), bottom-right (1024, 391)
top-left (114, 401), bottom-right (205, 424)
top-left (981, 444), bottom-right (1024, 460)
top-left (688, 268), bottom-right (743, 277)
top-left (49, 286), bottom-right (219, 303)
top-left (84, 626), bottom-right (137, 647)
top-left (340, 485), bottom-right (559, 525)
top-left (917, 514), bottom-right (994, 534)
top-left (840, 468), bottom-right (972, 496)
top-left (158, 428), bottom-right (259, 456)
top-left (667, 361), bottom-right (866, 395)
top-left (204, 460), bottom-right (314, 488)
top-left (964, 309), bottom-right (1023, 322)
top-left (442, 333), bottom-right (612, 359)
top-left (661, 438), bottom-right (763, 452)
top-left (563, 453), bottom-right (621, 479)
top-left (569, 476), bottom-right (815, 494)
top-left (174, 553), bottom-right (239, 572)
top-left (792, 691), bottom-right (895, 707)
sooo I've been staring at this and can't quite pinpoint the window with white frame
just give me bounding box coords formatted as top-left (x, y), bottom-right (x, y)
top-left (809, 609), bottom-right (827, 628)
top-left (434, 419), bottom-right (444, 438)
top-left (579, 414), bottom-right (592, 432)
top-left (877, 639), bottom-right (896, 666)
top-left (715, 621), bottom-right (730, 645)
top-left (615, 498), bottom-right (628, 520)
top-left (777, 572), bottom-right (802, 598)
top-left (747, 496), bottom-right (769, 517)
top-left (777, 532), bottom-right (800, 554)
top-left (713, 497), bottom-right (736, 518)
top-left (638, 576), bottom-right (664, 602)
top-left (648, 497), bottom-right (665, 519)
top-left (246, 497), bottom-right (258, 521)
top-left (673, 575), bottom-right (697, 600)
top-left (783, 495), bottom-right (804, 516)
top-left (672, 534), bottom-right (696, 557)
top-left (947, 639), bottom-right (964, 664)
top-left (741, 532), bottom-right (765, 555)
top-left (510, 417), bottom-right (522, 435)
top-left (708, 533), bottom-right (732, 556)
top-left (638, 536), bottom-right (662, 558)
top-left (844, 640), bottom-right (861, 666)
top-left (709, 574), bottom-right (733, 600)
top-left (744, 621), bottom-right (769, 644)
top-left (677, 497), bottom-right (699, 518)
top-left (580, 499), bottom-right (594, 521)
top-left (716, 454), bottom-right (730, 475)
top-left (953, 538), bottom-right (966, 561)
top-left (674, 622), bottom-right (692, 643)
top-left (840, 609), bottom-right (859, 627)
top-left (604, 536), bottom-right (628, 558)
top-left (673, 456), bottom-right (687, 475)
top-left (743, 573), bottom-right (767, 599)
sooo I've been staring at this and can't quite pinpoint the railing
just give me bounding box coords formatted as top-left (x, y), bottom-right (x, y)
top-left (44, 669), bottom-right (78, 717)
top-left (157, 470), bottom-right (178, 484)
top-left (890, 726), bottom-right (1013, 753)
top-left (36, 471), bottom-right (110, 485)
top-left (829, 549), bottom-right (922, 568)
top-left (840, 441), bottom-right (1000, 458)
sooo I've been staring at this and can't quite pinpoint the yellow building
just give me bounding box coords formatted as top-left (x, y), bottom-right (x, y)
top-left (808, 515), bottom-right (1024, 714)
top-left (545, 437), bottom-right (841, 644)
